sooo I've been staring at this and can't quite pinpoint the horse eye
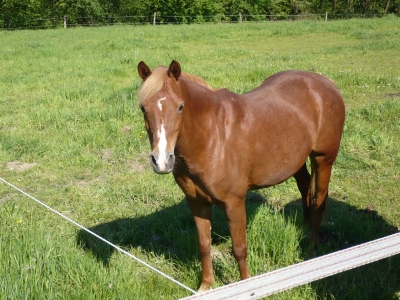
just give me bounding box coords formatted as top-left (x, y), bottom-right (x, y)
top-left (140, 105), bottom-right (146, 113)
top-left (178, 103), bottom-right (184, 113)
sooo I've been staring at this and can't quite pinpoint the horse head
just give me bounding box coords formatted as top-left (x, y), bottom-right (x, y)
top-left (137, 60), bottom-right (184, 174)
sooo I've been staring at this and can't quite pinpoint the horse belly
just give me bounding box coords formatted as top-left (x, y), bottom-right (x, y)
top-left (247, 136), bottom-right (312, 189)
top-left (248, 161), bottom-right (300, 189)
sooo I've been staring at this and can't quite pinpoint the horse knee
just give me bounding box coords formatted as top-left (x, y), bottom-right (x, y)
top-left (232, 243), bottom-right (247, 262)
top-left (198, 240), bottom-right (212, 257)
top-left (312, 196), bottom-right (326, 212)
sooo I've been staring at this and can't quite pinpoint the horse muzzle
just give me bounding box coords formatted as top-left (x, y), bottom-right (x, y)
top-left (149, 150), bottom-right (175, 174)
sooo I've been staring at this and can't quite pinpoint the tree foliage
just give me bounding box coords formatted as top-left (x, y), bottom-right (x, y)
top-left (0, 0), bottom-right (399, 28)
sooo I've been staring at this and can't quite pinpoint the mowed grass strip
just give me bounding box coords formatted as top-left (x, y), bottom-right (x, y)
top-left (1, 16), bottom-right (400, 299)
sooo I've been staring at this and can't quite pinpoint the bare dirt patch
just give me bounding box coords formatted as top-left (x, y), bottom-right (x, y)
top-left (6, 161), bottom-right (37, 172)
top-left (102, 149), bottom-right (114, 162)
top-left (0, 194), bottom-right (15, 204)
top-left (385, 92), bottom-right (400, 99)
top-left (120, 126), bottom-right (132, 136)
top-left (127, 153), bottom-right (149, 173)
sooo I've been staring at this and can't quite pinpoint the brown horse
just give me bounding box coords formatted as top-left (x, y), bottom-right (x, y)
top-left (137, 60), bottom-right (345, 292)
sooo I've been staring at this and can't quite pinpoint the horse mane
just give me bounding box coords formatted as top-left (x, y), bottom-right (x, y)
top-left (138, 66), bottom-right (213, 105)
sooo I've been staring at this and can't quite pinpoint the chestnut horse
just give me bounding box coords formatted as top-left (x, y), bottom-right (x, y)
top-left (137, 60), bottom-right (345, 291)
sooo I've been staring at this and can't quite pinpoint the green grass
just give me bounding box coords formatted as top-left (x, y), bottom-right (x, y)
top-left (1, 16), bottom-right (400, 299)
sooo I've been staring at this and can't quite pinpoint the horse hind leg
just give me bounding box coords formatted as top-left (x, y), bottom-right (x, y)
top-left (308, 153), bottom-right (335, 252)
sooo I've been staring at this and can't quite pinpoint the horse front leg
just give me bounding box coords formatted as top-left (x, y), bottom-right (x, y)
top-left (186, 198), bottom-right (214, 292)
top-left (225, 198), bottom-right (250, 281)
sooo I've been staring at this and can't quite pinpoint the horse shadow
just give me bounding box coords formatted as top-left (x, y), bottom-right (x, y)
top-left (76, 192), bottom-right (400, 298)
top-left (76, 192), bottom-right (265, 267)
top-left (282, 197), bottom-right (400, 299)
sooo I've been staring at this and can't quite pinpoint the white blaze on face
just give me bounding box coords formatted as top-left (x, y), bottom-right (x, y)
top-left (155, 96), bottom-right (169, 171)
top-left (157, 122), bottom-right (167, 171)
top-left (158, 97), bottom-right (166, 111)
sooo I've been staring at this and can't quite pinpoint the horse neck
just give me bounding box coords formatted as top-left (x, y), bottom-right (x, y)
top-left (181, 78), bottom-right (218, 119)
top-left (175, 80), bottom-right (219, 152)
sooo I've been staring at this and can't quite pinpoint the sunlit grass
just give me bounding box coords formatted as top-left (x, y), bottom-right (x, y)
top-left (0, 16), bottom-right (400, 299)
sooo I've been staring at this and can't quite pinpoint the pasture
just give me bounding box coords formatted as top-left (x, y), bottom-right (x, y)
top-left (1, 16), bottom-right (400, 299)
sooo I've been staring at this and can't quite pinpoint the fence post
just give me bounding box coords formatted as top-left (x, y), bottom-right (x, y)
top-left (153, 12), bottom-right (156, 26)
top-left (239, 12), bottom-right (242, 23)
top-left (325, 12), bottom-right (328, 21)
top-left (64, 14), bottom-right (67, 28)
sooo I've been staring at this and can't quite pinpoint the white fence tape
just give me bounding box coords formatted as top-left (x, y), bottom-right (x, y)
top-left (3, 177), bottom-right (399, 298)
top-left (181, 232), bottom-right (400, 300)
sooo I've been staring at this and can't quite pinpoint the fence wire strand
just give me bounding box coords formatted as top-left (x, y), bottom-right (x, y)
top-left (0, 177), bottom-right (197, 295)
top-left (2, 13), bottom-right (391, 30)
top-left (3, 176), bottom-right (400, 299)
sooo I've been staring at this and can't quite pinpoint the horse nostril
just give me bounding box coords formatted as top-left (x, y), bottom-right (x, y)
top-left (167, 153), bottom-right (175, 167)
top-left (150, 154), bottom-right (157, 166)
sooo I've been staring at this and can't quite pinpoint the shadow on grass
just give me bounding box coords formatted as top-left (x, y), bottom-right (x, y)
top-left (77, 193), bottom-right (400, 299)
top-left (76, 192), bottom-right (265, 289)
top-left (76, 192), bottom-right (264, 266)
top-left (283, 197), bottom-right (400, 300)
top-left (77, 199), bottom-right (196, 266)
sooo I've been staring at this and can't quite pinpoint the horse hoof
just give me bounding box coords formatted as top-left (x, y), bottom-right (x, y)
top-left (198, 283), bottom-right (212, 293)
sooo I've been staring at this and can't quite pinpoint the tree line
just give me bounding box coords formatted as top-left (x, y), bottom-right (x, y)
top-left (1, 0), bottom-right (399, 29)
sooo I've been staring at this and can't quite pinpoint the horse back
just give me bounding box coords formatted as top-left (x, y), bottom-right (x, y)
top-left (176, 70), bottom-right (345, 194)
top-left (263, 70), bottom-right (345, 153)
top-left (228, 70), bottom-right (344, 187)
top-left (245, 70), bottom-right (345, 139)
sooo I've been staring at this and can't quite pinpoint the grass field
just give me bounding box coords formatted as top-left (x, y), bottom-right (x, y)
top-left (1, 16), bottom-right (400, 299)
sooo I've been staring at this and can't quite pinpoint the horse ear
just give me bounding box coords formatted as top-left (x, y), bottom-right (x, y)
top-left (168, 60), bottom-right (181, 81)
top-left (138, 61), bottom-right (152, 81)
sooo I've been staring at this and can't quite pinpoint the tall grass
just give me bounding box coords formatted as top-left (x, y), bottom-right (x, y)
top-left (1, 16), bottom-right (400, 299)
